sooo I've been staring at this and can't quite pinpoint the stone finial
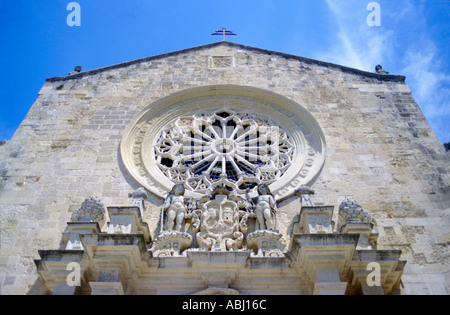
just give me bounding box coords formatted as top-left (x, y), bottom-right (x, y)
top-left (375, 65), bottom-right (389, 75)
top-left (338, 198), bottom-right (378, 250)
top-left (338, 197), bottom-right (371, 225)
top-left (68, 66), bottom-right (82, 76)
top-left (71, 196), bottom-right (105, 223)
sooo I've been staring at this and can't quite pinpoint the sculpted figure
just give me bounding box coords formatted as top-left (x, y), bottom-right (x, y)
top-left (162, 184), bottom-right (187, 232)
top-left (253, 184), bottom-right (277, 231)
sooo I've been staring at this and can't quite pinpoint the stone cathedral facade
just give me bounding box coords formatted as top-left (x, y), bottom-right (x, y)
top-left (0, 42), bottom-right (448, 295)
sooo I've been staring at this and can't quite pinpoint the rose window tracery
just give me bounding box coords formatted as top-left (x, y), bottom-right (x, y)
top-left (154, 110), bottom-right (295, 195)
top-left (120, 86), bottom-right (326, 200)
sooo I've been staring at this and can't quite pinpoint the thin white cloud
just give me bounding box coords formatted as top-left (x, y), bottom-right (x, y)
top-left (402, 43), bottom-right (450, 142)
top-left (321, 0), bottom-right (394, 72)
top-left (321, 0), bottom-right (449, 143)
top-left (403, 47), bottom-right (450, 115)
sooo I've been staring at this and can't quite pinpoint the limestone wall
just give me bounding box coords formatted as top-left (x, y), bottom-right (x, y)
top-left (0, 42), bottom-right (448, 294)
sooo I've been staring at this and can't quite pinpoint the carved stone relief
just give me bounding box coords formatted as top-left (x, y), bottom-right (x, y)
top-left (212, 56), bottom-right (233, 68)
top-left (154, 109), bottom-right (296, 198)
top-left (150, 182), bottom-right (288, 257)
top-left (195, 186), bottom-right (248, 251)
top-left (71, 196), bottom-right (105, 224)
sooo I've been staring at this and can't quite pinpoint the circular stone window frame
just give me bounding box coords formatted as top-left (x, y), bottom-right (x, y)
top-left (120, 85), bottom-right (326, 201)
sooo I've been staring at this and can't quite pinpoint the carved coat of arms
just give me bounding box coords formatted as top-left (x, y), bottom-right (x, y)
top-left (196, 188), bottom-right (248, 251)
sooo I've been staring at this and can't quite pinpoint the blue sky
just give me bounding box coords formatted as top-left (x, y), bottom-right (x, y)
top-left (1, 0), bottom-right (449, 143)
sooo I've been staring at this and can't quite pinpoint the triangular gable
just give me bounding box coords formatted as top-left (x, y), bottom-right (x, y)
top-left (47, 41), bottom-right (405, 82)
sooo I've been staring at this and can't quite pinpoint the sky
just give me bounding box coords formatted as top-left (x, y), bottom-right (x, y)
top-left (0, 0), bottom-right (449, 143)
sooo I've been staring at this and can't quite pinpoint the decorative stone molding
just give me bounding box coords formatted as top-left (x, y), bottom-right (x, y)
top-left (35, 191), bottom-right (405, 295)
top-left (291, 234), bottom-right (359, 295)
top-left (34, 250), bottom-right (88, 295)
top-left (187, 251), bottom-right (251, 290)
top-left (150, 231), bottom-right (193, 257)
top-left (210, 56), bottom-right (234, 69)
top-left (247, 230), bottom-right (286, 257)
top-left (120, 85), bottom-right (327, 201)
top-left (350, 250), bottom-right (405, 295)
top-left (79, 234), bottom-right (147, 295)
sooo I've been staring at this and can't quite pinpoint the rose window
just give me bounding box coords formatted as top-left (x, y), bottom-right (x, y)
top-left (154, 110), bottom-right (295, 194)
top-left (120, 86), bottom-right (326, 200)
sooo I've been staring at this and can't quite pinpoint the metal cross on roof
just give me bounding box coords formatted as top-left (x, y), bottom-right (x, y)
top-left (211, 28), bottom-right (237, 41)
